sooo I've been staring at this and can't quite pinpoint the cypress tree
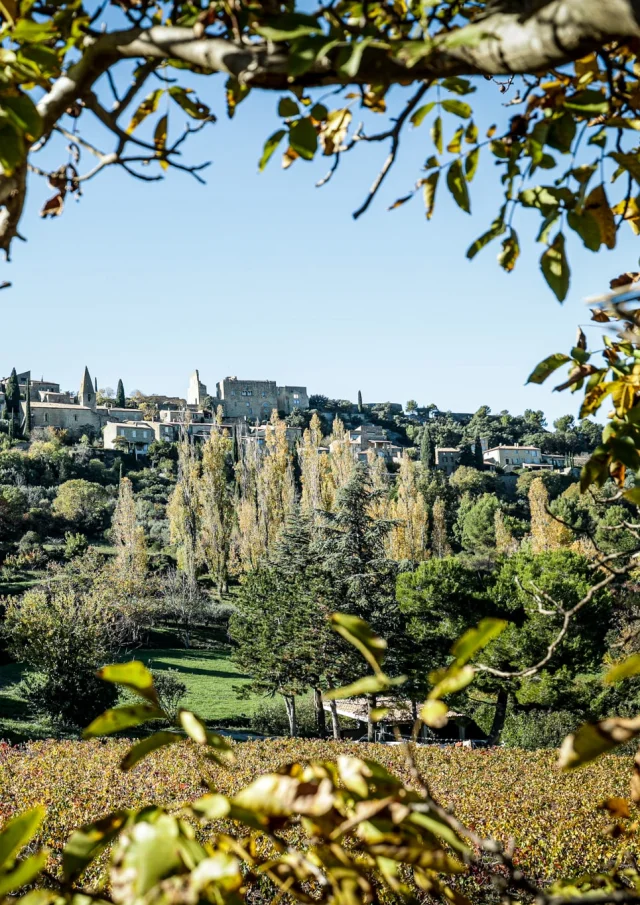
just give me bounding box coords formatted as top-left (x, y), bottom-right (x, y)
top-left (420, 427), bottom-right (434, 469)
top-left (24, 380), bottom-right (31, 435)
top-left (357, 390), bottom-right (363, 413)
top-left (115, 379), bottom-right (126, 408)
top-left (5, 368), bottom-right (20, 416)
top-left (474, 435), bottom-right (484, 470)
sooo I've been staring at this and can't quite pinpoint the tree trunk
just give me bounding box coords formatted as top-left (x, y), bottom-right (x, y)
top-left (329, 699), bottom-right (341, 740)
top-left (367, 695), bottom-right (377, 742)
top-left (488, 687), bottom-right (508, 746)
top-left (283, 695), bottom-right (297, 737)
top-left (314, 688), bottom-right (327, 739)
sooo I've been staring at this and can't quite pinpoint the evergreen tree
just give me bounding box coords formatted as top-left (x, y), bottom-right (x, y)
top-left (474, 435), bottom-right (484, 470)
top-left (420, 427), bottom-right (434, 469)
top-left (24, 380), bottom-right (31, 435)
top-left (115, 379), bottom-right (126, 408)
top-left (357, 390), bottom-right (363, 413)
top-left (5, 368), bottom-right (20, 417)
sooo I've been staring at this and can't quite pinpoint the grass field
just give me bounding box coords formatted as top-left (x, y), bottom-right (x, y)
top-left (0, 640), bottom-right (265, 741)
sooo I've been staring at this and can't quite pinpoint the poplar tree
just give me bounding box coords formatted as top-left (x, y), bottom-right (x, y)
top-left (112, 477), bottom-right (148, 577)
top-left (328, 416), bottom-right (354, 492)
top-left (389, 454), bottom-right (429, 562)
top-left (167, 438), bottom-right (201, 587)
top-left (299, 412), bottom-right (333, 518)
top-left (431, 496), bottom-right (452, 558)
top-left (529, 477), bottom-right (571, 553)
top-left (200, 421), bottom-right (235, 594)
top-left (115, 379), bottom-right (126, 408)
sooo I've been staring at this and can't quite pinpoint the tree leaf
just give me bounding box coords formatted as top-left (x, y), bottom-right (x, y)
top-left (289, 117), bottom-right (317, 160)
top-left (584, 183), bottom-right (616, 249)
top-left (441, 77), bottom-right (475, 96)
top-left (451, 618), bottom-right (508, 665)
top-left (0, 808), bottom-right (45, 869)
top-left (225, 78), bottom-right (250, 119)
top-left (420, 699), bottom-right (449, 728)
top-left (446, 159), bottom-right (470, 213)
top-left (431, 116), bottom-right (442, 154)
top-left (441, 99), bottom-right (471, 119)
top-left (331, 613), bottom-right (387, 671)
top-left (0, 851), bottom-right (48, 898)
top-left (605, 654), bottom-right (640, 685)
top-left (0, 123), bottom-right (23, 176)
top-left (429, 665), bottom-right (475, 699)
top-left (323, 673), bottom-right (404, 700)
top-left (564, 89), bottom-right (608, 114)
top-left (526, 353), bottom-right (570, 385)
top-left (567, 209), bottom-right (601, 251)
top-left (153, 114), bottom-right (168, 169)
top-left (83, 704), bottom-right (164, 738)
top-left (168, 86), bottom-right (212, 121)
top-left (410, 101), bottom-right (435, 128)
top-left (62, 812), bottom-right (128, 880)
top-left (278, 97), bottom-right (300, 118)
top-left (254, 13), bottom-right (320, 41)
top-left (558, 716), bottom-right (640, 770)
top-left (464, 146), bottom-right (479, 181)
top-left (338, 38), bottom-right (372, 78)
top-left (2, 94), bottom-right (42, 141)
top-left (97, 661), bottom-right (158, 705)
top-left (466, 213), bottom-right (506, 259)
top-left (258, 129), bottom-right (286, 172)
top-left (497, 228), bottom-right (519, 272)
top-left (422, 170), bottom-right (439, 220)
top-left (540, 233), bottom-right (570, 301)
top-left (126, 89), bottom-right (163, 134)
top-left (120, 731), bottom-right (182, 771)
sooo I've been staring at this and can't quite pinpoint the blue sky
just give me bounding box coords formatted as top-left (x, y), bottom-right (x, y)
top-left (5, 72), bottom-right (637, 423)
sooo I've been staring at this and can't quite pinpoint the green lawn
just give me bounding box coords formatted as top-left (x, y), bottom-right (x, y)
top-left (0, 643), bottom-right (264, 742)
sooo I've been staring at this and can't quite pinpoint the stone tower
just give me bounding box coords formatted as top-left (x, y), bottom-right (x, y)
top-left (187, 369), bottom-right (207, 407)
top-left (79, 366), bottom-right (96, 410)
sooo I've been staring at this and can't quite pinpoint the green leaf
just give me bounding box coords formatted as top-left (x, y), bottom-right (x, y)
top-left (429, 664), bottom-right (475, 699)
top-left (567, 210), bottom-right (601, 251)
top-left (120, 731), bottom-right (181, 771)
top-left (441, 77), bottom-right (475, 96)
top-left (289, 117), bottom-right (317, 160)
top-left (287, 37), bottom-right (338, 77)
top-left (557, 718), bottom-right (640, 770)
top-left (409, 812), bottom-right (469, 854)
top-left (168, 86), bottom-right (212, 121)
top-left (0, 808), bottom-right (45, 869)
top-left (225, 78), bottom-right (250, 119)
top-left (310, 103), bottom-right (328, 121)
top-left (323, 673), bottom-right (405, 700)
top-left (589, 128), bottom-right (607, 148)
top-left (465, 146), bottom-right (479, 181)
top-left (2, 94), bottom-right (41, 141)
top-left (254, 13), bottom-right (321, 41)
top-left (178, 710), bottom-right (234, 763)
top-left (126, 89), bottom-right (163, 134)
top-left (547, 113), bottom-right (576, 153)
top-left (446, 159), bottom-right (470, 213)
top-left (441, 99), bottom-right (471, 119)
top-left (564, 89), bottom-right (608, 115)
top-left (466, 213), bottom-right (506, 260)
top-left (526, 352), bottom-right (570, 385)
top-left (0, 123), bottom-right (23, 176)
top-left (62, 812), bottom-right (128, 880)
top-left (338, 38), bottom-right (372, 78)
top-left (410, 102), bottom-right (435, 128)
top-left (10, 19), bottom-right (54, 42)
top-left (83, 704), bottom-right (164, 738)
top-left (0, 851), bottom-right (48, 897)
top-left (610, 151), bottom-right (640, 184)
top-left (451, 618), bottom-right (508, 665)
top-left (431, 116), bottom-right (442, 154)
top-left (498, 228), bottom-right (520, 272)
top-left (258, 129), bottom-right (286, 172)
top-left (605, 654), bottom-right (640, 685)
top-left (278, 97), bottom-right (300, 118)
top-left (423, 170), bottom-right (439, 220)
top-left (97, 662), bottom-right (158, 705)
top-left (540, 233), bottom-right (570, 301)
top-left (154, 114), bottom-right (168, 168)
top-left (331, 613), bottom-right (388, 674)
top-left (420, 699), bottom-right (449, 729)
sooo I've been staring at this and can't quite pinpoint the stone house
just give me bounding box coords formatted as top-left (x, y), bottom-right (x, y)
top-left (215, 376), bottom-right (308, 420)
top-left (435, 447), bottom-right (463, 475)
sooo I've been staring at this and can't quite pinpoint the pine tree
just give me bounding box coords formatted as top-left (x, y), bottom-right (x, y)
top-left (24, 381), bottom-right (31, 435)
top-left (115, 379), bottom-right (125, 408)
top-left (431, 496), bottom-right (452, 558)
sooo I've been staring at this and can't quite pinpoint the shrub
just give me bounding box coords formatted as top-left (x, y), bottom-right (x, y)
top-left (501, 709), bottom-right (579, 750)
top-left (17, 531), bottom-right (40, 553)
top-left (64, 531), bottom-right (88, 560)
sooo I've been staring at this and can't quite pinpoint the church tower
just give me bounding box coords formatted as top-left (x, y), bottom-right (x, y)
top-left (79, 366), bottom-right (96, 410)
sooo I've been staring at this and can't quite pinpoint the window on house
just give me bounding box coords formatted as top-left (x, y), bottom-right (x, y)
top-left (74, 415), bottom-right (78, 422)
top-left (132, 430), bottom-right (137, 437)
top-left (505, 458), bottom-right (510, 464)
top-left (44, 414), bottom-right (49, 423)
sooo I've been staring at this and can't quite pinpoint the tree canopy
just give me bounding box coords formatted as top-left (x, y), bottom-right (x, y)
top-left (3, 0), bottom-right (640, 305)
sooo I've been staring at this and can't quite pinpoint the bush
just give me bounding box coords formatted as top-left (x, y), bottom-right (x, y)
top-left (251, 697), bottom-right (318, 737)
top-left (501, 709), bottom-right (579, 749)
top-left (64, 531), bottom-right (88, 559)
top-left (17, 531), bottom-right (40, 553)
